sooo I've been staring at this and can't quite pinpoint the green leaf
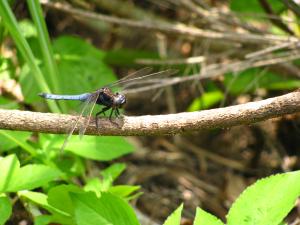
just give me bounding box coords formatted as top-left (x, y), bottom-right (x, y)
top-left (0, 154), bottom-right (61, 193)
top-left (230, 0), bottom-right (284, 14)
top-left (65, 136), bottom-right (134, 161)
top-left (108, 185), bottom-right (140, 199)
top-left (224, 69), bottom-right (300, 95)
top-left (0, 56), bottom-right (15, 79)
top-left (27, 0), bottom-right (61, 96)
top-left (163, 204), bottom-right (183, 225)
top-left (194, 207), bottom-right (224, 225)
top-left (19, 190), bottom-right (68, 223)
top-left (227, 171), bottom-right (300, 225)
top-left (84, 178), bottom-right (103, 197)
top-left (104, 48), bottom-right (159, 67)
top-left (19, 191), bottom-right (55, 212)
top-left (71, 192), bottom-right (140, 225)
top-left (20, 186), bottom-right (83, 225)
top-left (18, 19), bottom-right (37, 38)
top-left (101, 163), bottom-right (126, 182)
top-left (187, 91), bottom-right (224, 111)
top-left (86, 163), bottom-right (128, 193)
top-left (0, 130), bottom-right (33, 153)
top-left (0, 1), bottom-right (59, 113)
top-left (0, 194), bottom-right (12, 225)
top-left (52, 36), bottom-right (116, 105)
top-left (47, 184), bottom-right (82, 216)
top-left (0, 97), bottom-right (19, 109)
top-left (34, 215), bottom-right (53, 225)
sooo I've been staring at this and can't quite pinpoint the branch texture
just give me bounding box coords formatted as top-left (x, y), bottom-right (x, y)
top-left (1, 91), bottom-right (300, 136)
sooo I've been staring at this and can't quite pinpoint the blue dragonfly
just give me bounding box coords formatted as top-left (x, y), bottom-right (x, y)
top-left (39, 67), bottom-right (176, 150)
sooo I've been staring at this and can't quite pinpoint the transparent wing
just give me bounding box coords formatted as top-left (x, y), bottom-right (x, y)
top-left (78, 91), bottom-right (99, 137)
top-left (60, 92), bottom-right (99, 152)
top-left (108, 67), bottom-right (153, 87)
top-left (119, 69), bottom-right (178, 94)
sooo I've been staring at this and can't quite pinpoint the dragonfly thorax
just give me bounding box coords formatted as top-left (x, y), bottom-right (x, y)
top-left (97, 87), bottom-right (126, 108)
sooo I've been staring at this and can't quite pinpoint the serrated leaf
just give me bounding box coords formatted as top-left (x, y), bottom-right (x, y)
top-left (227, 171), bottom-right (300, 225)
top-left (71, 192), bottom-right (140, 225)
top-left (194, 207), bottom-right (224, 225)
top-left (0, 194), bottom-right (12, 225)
top-left (163, 204), bottom-right (183, 225)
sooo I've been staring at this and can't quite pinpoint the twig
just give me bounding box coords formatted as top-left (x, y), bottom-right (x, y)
top-left (1, 91), bottom-right (300, 135)
top-left (135, 56), bottom-right (206, 65)
top-left (245, 42), bottom-right (299, 59)
top-left (124, 51), bottom-right (300, 94)
top-left (40, 0), bottom-right (297, 44)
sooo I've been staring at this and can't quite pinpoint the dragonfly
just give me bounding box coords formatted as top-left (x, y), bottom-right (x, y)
top-left (39, 67), bottom-right (176, 150)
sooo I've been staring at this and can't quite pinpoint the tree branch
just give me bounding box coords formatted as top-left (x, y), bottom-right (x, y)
top-left (1, 91), bottom-right (300, 136)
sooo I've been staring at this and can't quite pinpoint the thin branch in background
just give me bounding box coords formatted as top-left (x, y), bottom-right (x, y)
top-left (40, 0), bottom-right (297, 44)
top-left (135, 55), bottom-right (205, 65)
top-left (124, 50), bottom-right (300, 94)
top-left (245, 42), bottom-right (300, 59)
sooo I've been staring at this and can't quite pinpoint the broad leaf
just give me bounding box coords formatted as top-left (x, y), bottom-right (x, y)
top-left (0, 154), bottom-right (61, 193)
top-left (71, 192), bottom-right (140, 225)
top-left (0, 130), bottom-right (31, 152)
top-left (65, 136), bottom-right (134, 161)
top-left (227, 171), bottom-right (300, 225)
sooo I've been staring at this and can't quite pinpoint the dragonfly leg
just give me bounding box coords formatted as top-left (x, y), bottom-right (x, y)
top-left (115, 108), bottom-right (120, 117)
top-left (109, 109), bottom-right (114, 121)
top-left (109, 109), bottom-right (120, 127)
top-left (96, 106), bottom-right (110, 129)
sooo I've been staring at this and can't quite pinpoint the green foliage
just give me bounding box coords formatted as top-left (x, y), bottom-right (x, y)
top-left (0, 130), bottom-right (32, 152)
top-left (178, 172), bottom-right (300, 225)
top-left (230, 0), bottom-right (284, 14)
top-left (1, 1), bottom-right (300, 224)
top-left (0, 0), bottom-right (59, 113)
top-left (163, 203), bottom-right (183, 225)
top-left (227, 171), bottom-right (300, 225)
top-left (0, 155), bottom-right (61, 193)
top-left (0, 194), bottom-right (12, 225)
top-left (71, 192), bottom-right (140, 225)
top-left (65, 136), bottom-right (134, 160)
top-left (194, 207), bottom-right (224, 225)
top-left (224, 69), bottom-right (300, 95)
top-left (188, 90), bottom-right (224, 111)
top-left (20, 184), bottom-right (141, 225)
top-left (104, 48), bottom-right (159, 67)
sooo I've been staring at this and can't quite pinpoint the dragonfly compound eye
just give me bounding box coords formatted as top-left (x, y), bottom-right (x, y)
top-left (115, 94), bottom-right (126, 106)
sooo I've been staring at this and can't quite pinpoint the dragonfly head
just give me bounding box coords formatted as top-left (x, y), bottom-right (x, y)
top-left (114, 93), bottom-right (126, 107)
